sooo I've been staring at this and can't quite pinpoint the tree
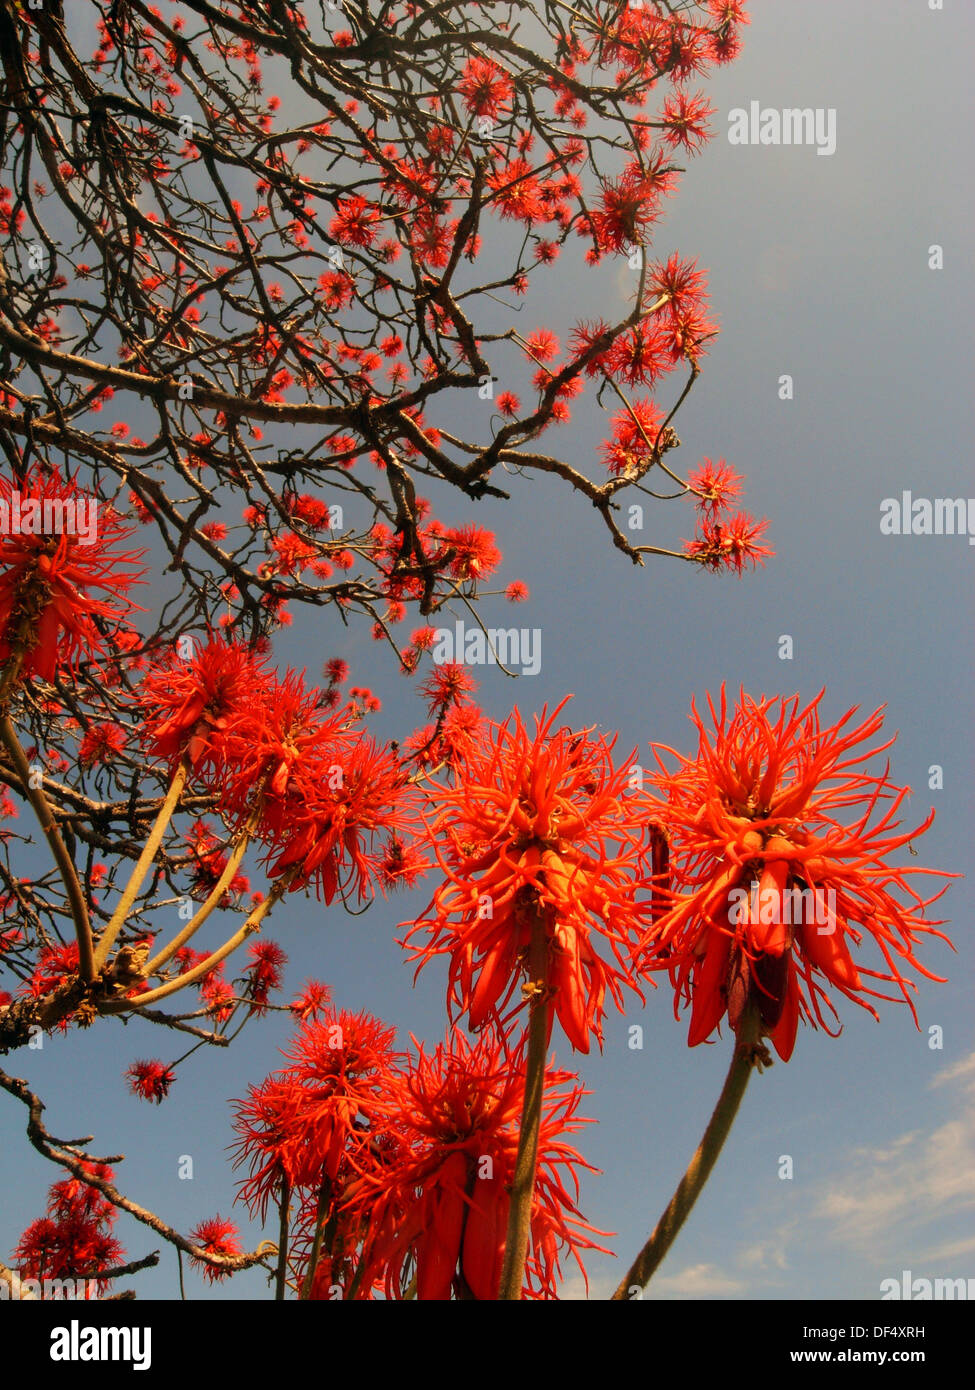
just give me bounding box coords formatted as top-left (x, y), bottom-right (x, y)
top-left (0, 0), bottom-right (955, 1302)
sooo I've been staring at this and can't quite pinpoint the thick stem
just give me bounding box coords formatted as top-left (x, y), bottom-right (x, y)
top-left (497, 904), bottom-right (549, 1301)
top-left (101, 869), bottom-right (295, 1011)
top-left (300, 1177), bottom-right (333, 1301)
top-left (610, 1011), bottom-right (766, 1300)
top-left (0, 714), bottom-right (96, 984)
top-left (274, 1177), bottom-right (291, 1302)
top-left (143, 815), bottom-right (256, 976)
top-left (93, 760), bottom-right (189, 971)
top-left (0, 650), bottom-right (25, 718)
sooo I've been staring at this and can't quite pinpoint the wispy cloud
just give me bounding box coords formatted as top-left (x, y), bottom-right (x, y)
top-left (726, 1049), bottom-right (975, 1293)
top-left (812, 1053), bottom-right (975, 1250)
top-left (648, 1263), bottom-right (746, 1298)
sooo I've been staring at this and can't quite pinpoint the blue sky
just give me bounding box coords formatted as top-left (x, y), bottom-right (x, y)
top-left (2, 0), bottom-right (973, 1300)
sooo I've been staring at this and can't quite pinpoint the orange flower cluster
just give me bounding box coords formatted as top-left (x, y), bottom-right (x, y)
top-left (407, 699), bottom-right (653, 1053)
top-left (639, 689), bottom-right (955, 1060)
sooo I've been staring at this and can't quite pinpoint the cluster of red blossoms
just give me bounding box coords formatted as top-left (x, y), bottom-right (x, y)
top-left (408, 699), bottom-right (651, 1053)
top-left (138, 635), bottom-right (422, 904)
top-left (0, 469), bottom-right (144, 681)
top-left (682, 459), bottom-right (772, 574)
top-left (406, 691), bottom-right (953, 1070)
top-left (232, 1009), bottom-right (606, 1300)
top-left (14, 1165), bottom-right (125, 1296)
top-left (637, 689), bottom-right (956, 1060)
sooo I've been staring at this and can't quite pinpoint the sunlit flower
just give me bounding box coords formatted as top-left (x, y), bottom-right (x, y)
top-left (232, 1009), bottom-right (397, 1222)
top-left (139, 635), bottom-right (271, 774)
top-left (15, 1163), bottom-right (124, 1296)
top-left (0, 469), bottom-right (144, 681)
top-left (407, 700), bottom-right (651, 1052)
top-left (639, 689), bottom-right (956, 1060)
top-left (246, 939), bottom-right (288, 1013)
top-left (458, 56), bottom-right (514, 120)
top-left (419, 662), bottom-right (478, 715)
top-left (683, 511), bottom-right (772, 573)
top-left (189, 1215), bottom-right (242, 1284)
top-left (126, 1059), bottom-right (175, 1103)
top-left (686, 458), bottom-right (743, 518)
top-left (345, 1029), bottom-right (608, 1300)
top-left (261, 733), bottom-right (416, 904)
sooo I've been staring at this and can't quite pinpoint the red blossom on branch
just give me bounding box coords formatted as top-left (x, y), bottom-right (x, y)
top-left (638, 689), bottom-right (956, 1060)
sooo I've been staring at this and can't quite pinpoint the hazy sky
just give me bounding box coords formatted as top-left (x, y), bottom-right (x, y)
top-left (2, 0), bottom-right (972, 1301)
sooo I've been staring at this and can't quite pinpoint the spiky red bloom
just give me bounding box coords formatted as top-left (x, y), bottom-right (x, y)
top-left (440, 524), bottom-right (501, 581)
top-left (687, 457), bottom-right (743, 518)
top-left (231, 1009), bottom-right (398, 1223)
top-left (25, 942), bottom-right (79, 1000)
top-left (684, 511), bottom-right (772, 573)
top-left (139, 635), bottom-right (272, 774)
top-left (126, 1059), bottom-right (175, 1103)
top-left (346, 1029), bottom-right (609, 1301)
top-left (458, 56), bottom-right (513, 120)
top-left (0, 469), bottom-right (144, 681)
top-left (261, 732), bottom-right (417, 903)
top-left (78, 721), bottom-right (126, 767)
top-left (600, 400), bottom-right (666, 475)
top-left (406, 700), bottom-right (651, 1053)
top-left (15, 1163), bottom-right (125, 1296)
top-left (592, 169), bottom-right (661, 253)
top-left (419, 662), bottom-right (478, 716)
top-left (189, 1216), bottom-right (242, 1284)
top-left (289, 978), bottom-right (333, 1022)
top-left (406, 701), bottom-right (485, 773)
top-left (639, 689), bottom-right (956, 1061)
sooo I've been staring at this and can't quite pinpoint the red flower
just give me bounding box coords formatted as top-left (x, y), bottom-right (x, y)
top-left (592, 170), bottom-right (661, 253)
top-left (189, 1216), bottom-right (242, 1284)
top-left (0, 469), bottom-right (145, 681)
top-left (640, 690), bottom-right (956, 1061)
top-left (646, 253), bottom-right (709, 319)
top-left (407, 700), bottom-right (651, 1053)
top-left (659, 92), bottom-right (715, 153)
top-left (25, 942), bottom-right (79, 1000)
top-left (15, 1163), bottom-right (125, 1296)
top-left (605, 320), bottom-right (671, 388)
top-left (289, 978), bottom-right (332, 1022)
top-left (78, 721), bottom-right (126, 767)
top-left (232, 1009), bottom-right (397, 1223)
top-left (441, 525), bottom-right (501, 581)
top-left (261, 732), bottom-right (416, 904)
top-left (126, 1059), bottom-right (176, 1103)
top-left (523, 329), bottom-right (560, 363)
top-left (458, 57), bottom-right (514, 120)
top-left (419, 662), bottom-right (478, 716)
top-left (140, 635), bottom-right (271, 773)
top-left (345, 1030), bottom-right (608, 1300)
top-left (687, 458), bottom-right (743, 518)
top-left (600, 400), bottom-right (666, 475)
top-left (329, 195), bottom-right (381, 248)
top-left (246, 939), bottom-right (287, 1013)
top-left (684, 512), bottom-right (773, 573)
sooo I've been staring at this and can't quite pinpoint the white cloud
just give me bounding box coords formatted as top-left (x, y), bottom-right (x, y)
top-left (739, 1236), bottom-right (790, 1272)
top-left (746, 1049), bottom-right (975, 1279)
top-left (648, 1262), bottom-right (746, 1297)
